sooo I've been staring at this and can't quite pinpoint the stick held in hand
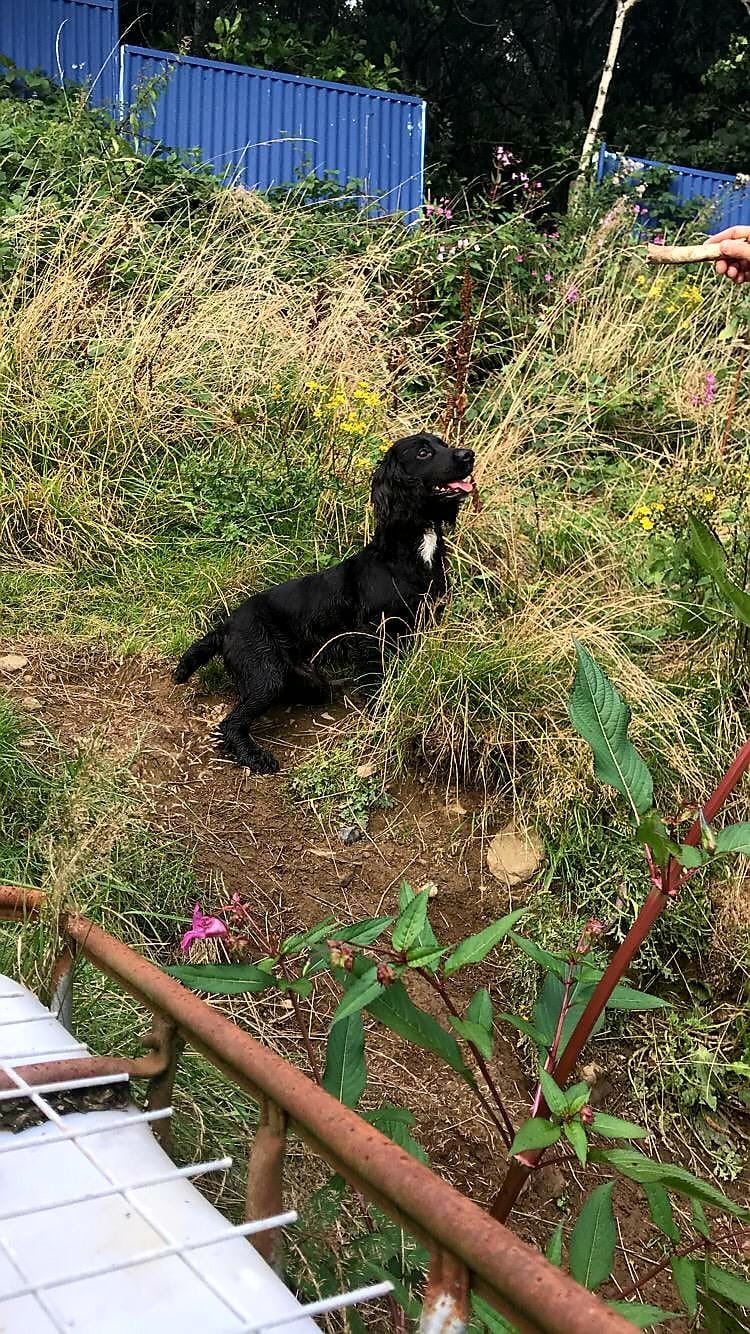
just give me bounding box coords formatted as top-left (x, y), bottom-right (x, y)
top-left (647, 242), bottom-right (723, 265)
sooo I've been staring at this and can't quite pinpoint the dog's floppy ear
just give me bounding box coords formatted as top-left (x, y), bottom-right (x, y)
top-left (370, 444), bottom-right (407, 526)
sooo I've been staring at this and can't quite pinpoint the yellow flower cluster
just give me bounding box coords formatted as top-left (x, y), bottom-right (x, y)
top-left (627, 501), bottom-right (665, 531)
top-left (636, 274), bottom-right (704, 321)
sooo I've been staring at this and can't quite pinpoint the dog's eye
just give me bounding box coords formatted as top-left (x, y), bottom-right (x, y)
top-left (416, 446), bottom-right (433, 460)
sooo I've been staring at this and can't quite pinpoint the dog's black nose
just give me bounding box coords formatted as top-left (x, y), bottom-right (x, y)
top-left (453, 448), bottom-right (474, 467)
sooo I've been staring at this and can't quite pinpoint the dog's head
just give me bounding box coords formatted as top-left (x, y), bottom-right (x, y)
top-left (370, 433), bottom-right (475, 528)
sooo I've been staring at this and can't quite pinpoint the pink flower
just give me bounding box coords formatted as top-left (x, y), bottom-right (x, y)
top-left (652, 234), bottom-right (664, 245)
top-left (531, 269), bottom-right (538, 277)
top-left (515, 254), bottom-right (524, 263)
top-left (544, 271), bottom-right (553, 282)
top-left (704, 372), bottom-right (717, 404)
top-left (565, 286), bottom-right (579, 303)
top-left (180, 902), bottom-right (228, 952)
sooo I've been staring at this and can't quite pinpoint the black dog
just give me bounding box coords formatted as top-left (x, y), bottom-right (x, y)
top-left (174, 433), bottom-right (475, 772)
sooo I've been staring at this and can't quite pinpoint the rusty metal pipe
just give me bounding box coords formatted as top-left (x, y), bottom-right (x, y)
top-left (0, 887), bottom-right (632, 1334)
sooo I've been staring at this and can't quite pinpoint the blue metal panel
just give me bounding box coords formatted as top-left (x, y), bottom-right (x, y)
top-left (599, 146), bottom-right (750, 231)
top-left (0, 0), bottom-right (119, 108)
top-left (122, 45), bottom-right (425, 219)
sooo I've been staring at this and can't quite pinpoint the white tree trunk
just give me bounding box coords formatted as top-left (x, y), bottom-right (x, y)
top-left (570, 0), bottom-right (642, 209)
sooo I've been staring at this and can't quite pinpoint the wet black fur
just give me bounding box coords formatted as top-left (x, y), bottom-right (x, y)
top-left (174, 433), bottom-right (474, 772)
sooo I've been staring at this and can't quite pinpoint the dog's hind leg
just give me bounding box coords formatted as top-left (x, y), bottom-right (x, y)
top-left (283, 664), bottom-right (330, 706)
top-left (216, 699), bottom-right (281, 773)
top-left (217, 627), bottom-right (287, 773)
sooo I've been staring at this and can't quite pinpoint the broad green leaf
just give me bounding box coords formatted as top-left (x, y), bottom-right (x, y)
top-left (392, 890), bottom-right (430, 952)
top-left (539, 1068), bottom-right (568, 1117)
top-left (286, 977), bottom-right (313, 997)
top-left (467, 987), bottom-right (493, 1035)
top-left (564, 1119), bottom-right (588, 1166)
top-left (591, 1113), bottom-right (647, 1140)
top-left (399, 881), bottom-right (440, 954)
top-left (533, 972), bottom-right (565, 1045)
top-left (676, 844), bottom-right (706, 868)
top-left (333, 966), bottom-right (385, 1022)
top-left (569, 1182), bottom-right (616, 1290)
top-left (670, 1257), bottom-right (698, 1316)
top-left (364, 1104), bottom-right (428, 1165)
top-left (405, 945), bottom-right (447, 969)
top-left (470, 1292), bottom-right (517, 1334)
top-left (511, 934), bottom-right (568, 980)
top-left (545, 1222), bottom-right (564, 1267)
top-left (509, 1118), bottom-right (562, 1156)
top-left (636, 811), bottom-right (679, 866)
top-left (399, 881), bottom-right (415, 911)
top-left (688, 516), bottom-right (750, 627)
top-left (607, 984), bottom-right (670, 1011)
top-left (691, 1198), bottom-right (711, 1239)
top-left (714, 823), bottom-right (750, 856)
top-left (590, 1148), bottom-right (750, 1219)
top-left (687, 515), bottom-right (727, 582)
top-left (499, 1012), bottom-right (549, 1046)
top-left (444, 909), bottom-right (526, 976)
top-left (281, 918), bottom-right (335, 955)
top-left (165, 963), bottom-right (276, 995)
top-left (367, 980), bottom-right (466, 1074)
top-left (322, 1012), bottom-right (366, 1109)
top-left (706, 1263), bottom-right (750, 1308)
top-left (332, 916), bottom-right (395, 946)
top-left (643, 1182), bottom-right (680, 1243)
top-left (608, 1302), bottom-right (681, 1328)
top-left (568, 641), bottom-right (653, 821)
top-left (449, 1016), bottom-right (493, 1059)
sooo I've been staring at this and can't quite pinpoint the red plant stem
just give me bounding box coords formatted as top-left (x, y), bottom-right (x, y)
top-left (613, 1224), bottom-right (750, 1302)
top-left (490, 735), bottom-right (750, 1222)
top-left (418, 969), bottom-right (515, 1147)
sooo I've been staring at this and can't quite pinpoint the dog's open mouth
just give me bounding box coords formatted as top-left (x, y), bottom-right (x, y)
top-left (432, 476), bottom-right (475, 496)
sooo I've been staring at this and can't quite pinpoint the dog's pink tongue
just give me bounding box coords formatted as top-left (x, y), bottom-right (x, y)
top-left (447, 477), bottom-right (474, 494)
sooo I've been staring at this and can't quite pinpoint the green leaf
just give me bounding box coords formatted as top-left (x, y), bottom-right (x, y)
top-left (675, 844), bottom-right (706, 869)
top-left (564, 1119), bottom-right (589, 1167)
top-left (499, 1012), bottom-right (549, 1046)
top-left (568, 641), bottom-right (653, 821)
top-left (670, 1257), bottom-right (698, 1316)
top-left (607, 985), bottom-right (670, 1011)
top-left (691, 1198), bottom-right (711, 1239)
top-left (538, 1068), bottom-right (568, 1117)
top-left (467, 987), bottom-right (493, 1035)
top-left (714, 823), bottom-right (750, 856)
top-left (364, 1104), bottom-right (428, 1165)
top-left (706, 1263), bottom-right (750, 1308)
top-left (444, 909), bottom-right (526, 976)
top-left (449, 1016), bottom-right (494, 1059)
top-left (509, 1118), bottom-right (562, 1155)
top-left (392, 890), bottom-right (430, 952)
top-left (590, 1148), bottom-right (750, 1219)
top-left (333, 916), bottom-right (395, 946)
top-left (399, 881), bottom-right (440, 955)
top-left (688, 515), bottom-right (750, 628)
top-left (545, 1222), bottom-right (564, 1268)
top-left (591, 1113), bottom-right (647, 1140)
top-left (511, 933), bottom-right (568, 980)
top-left (608, 1302), bottom-right (681, 1328)
top-left (165, 963), bottom-right (276, 995)
top-left (281, 918), bottom-right (335, 955)
top-left (322, 1012), bottom-right (367, 1109)
top-left (367, 980), bottom-right (466, 1074)
top-left (286, 977), bottom-right (313, 997)
top-left (569, 1182), bottom-right (616, 1290)
top-left (470, 1292), bottom-right (517, 1334)
top-left (533, 972), bottom-right (565, 1043)
top-left (636, 810), bottom-right (679, 866)
top-left (405, 945), bottom-right (447, 969)
top-left (333, 966), bottom-right (385, 1022)
top-left (643, 1182), bottom-right (680, 1243)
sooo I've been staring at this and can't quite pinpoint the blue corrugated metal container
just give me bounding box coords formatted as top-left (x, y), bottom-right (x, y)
top-left (597, 145), bottom-right (750, 231)
top-left (0, 0), bottom-right (119, 108)
top-left (121, 45), bottom-right (425, 218)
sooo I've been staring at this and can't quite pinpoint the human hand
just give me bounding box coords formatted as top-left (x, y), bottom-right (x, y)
top-left (708, 225), bottom-right (750, 283)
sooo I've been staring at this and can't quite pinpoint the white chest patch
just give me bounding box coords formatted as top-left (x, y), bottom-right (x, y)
top-left (419, 528), bottom-right (438, 567)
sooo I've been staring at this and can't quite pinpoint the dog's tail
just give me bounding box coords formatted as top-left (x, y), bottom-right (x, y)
top-left (173, 627), bottom-right (224, 684)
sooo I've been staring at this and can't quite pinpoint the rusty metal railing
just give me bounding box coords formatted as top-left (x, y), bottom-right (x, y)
top-left (0, 886), bottom-right (633, 1334)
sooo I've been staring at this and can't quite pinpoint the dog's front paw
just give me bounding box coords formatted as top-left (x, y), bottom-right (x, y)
top-left (245, 748), bottom-right (280, 775)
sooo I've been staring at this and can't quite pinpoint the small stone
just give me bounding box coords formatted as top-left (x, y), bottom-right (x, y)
top-left (21, 696), bottom-right (42, 712)
top-left (338, 824), bottom-right (365, 846)
top-left (486, 824), bottom-right (544, 887)
top-left (320, 712), bottom-right (335, 722)
top-left (0, 654), bottom-right (29, 673)
top-left (355, 761), bottom-right (377, 780)
top-left (422, 880), bottom-right (439, 898)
